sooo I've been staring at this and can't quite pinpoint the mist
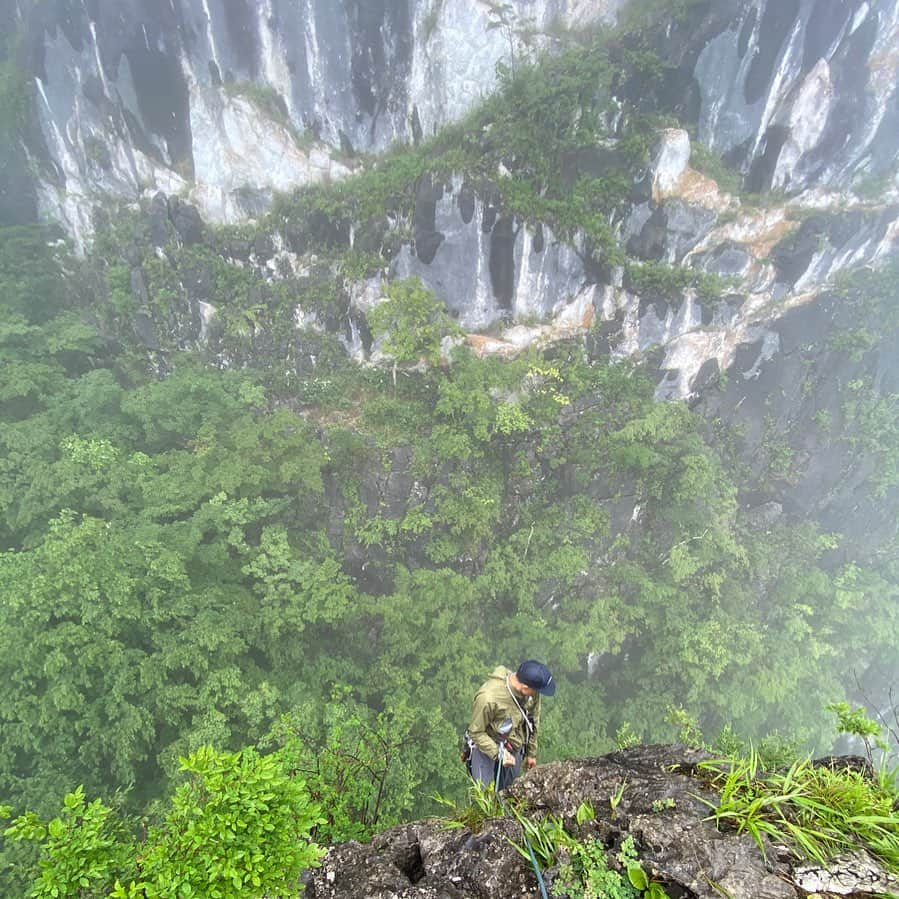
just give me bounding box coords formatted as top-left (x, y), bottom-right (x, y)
top-left (0, 0), bottom-right (897, 895)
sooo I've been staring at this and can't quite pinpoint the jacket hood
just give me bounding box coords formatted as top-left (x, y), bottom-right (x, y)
top-left (489, 665), bottom-right (513, 681)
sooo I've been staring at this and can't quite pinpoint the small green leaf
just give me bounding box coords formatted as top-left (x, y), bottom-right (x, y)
top-left (627, 861), bottom-right (648, 890)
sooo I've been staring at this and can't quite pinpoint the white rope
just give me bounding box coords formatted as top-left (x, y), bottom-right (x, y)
top-left (506, 674), bottom-right (534, 739)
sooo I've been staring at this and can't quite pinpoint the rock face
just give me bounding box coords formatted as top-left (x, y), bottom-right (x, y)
top-left (6, 0), bottom-right (618, 242)
top-left (383, 140), bottom-right (897, 403)
top-left (306, 745), bottom-right (899, 899)
top-left (392, 175), bottom-right (588, 331)
top-left (7, 0), bottom-right (898, 244)
top-left (6, 1), bottom-right (899, 598)
top-left (695, 0), bottom-right (899, 193)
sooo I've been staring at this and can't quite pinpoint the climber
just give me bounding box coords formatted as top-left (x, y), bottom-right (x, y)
top-left (463, 660), bottom-right (555, 790)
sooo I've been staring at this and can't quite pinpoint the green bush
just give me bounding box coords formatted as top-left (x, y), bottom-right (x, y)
top-left (5, 747), bottom-right (324, 898)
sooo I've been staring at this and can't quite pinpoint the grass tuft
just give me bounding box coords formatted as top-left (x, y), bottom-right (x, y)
top-left (698, 750), bottom-right (899, 873)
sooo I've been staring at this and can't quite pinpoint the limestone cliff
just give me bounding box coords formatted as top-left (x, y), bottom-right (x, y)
top-left (5, 1), bottom-right (898, 242)
top-left (2, 0), bottom-right (897, 690)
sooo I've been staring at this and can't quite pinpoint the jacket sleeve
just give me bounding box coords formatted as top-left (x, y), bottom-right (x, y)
top-left (469, 692), bottom-right (499, 759)
top-left (528, 697), bottom-right (541, 758)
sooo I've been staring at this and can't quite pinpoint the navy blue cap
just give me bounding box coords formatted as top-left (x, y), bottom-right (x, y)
top-left (517, 660), bottom-right (556, 696)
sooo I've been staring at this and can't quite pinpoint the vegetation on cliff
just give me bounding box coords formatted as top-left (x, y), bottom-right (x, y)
top-left (6, 719), bottom-right (897, 898)
top-left (1, 1), bottom-right (898, 893)
top-left (1, 223), bottom-right (897, 894)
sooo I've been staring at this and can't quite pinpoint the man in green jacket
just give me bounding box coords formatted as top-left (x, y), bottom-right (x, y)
top-left (466, 660), bottom-right (555, 790)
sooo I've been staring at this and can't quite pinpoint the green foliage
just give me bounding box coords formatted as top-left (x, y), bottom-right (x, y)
top-left (617, 0), bottom-right (707, 33)
top-left (6, 747), bottom-right (324, 898)
top-left (509, 809), bottom-right (571, 869)
top-left (556, 837), bottom-right (640, 899)
top-left (609, 780), bottom-right (628, 813)
top-left (4, 262), bottom-right (895, 875)
top-left (616, 723), bottom-right (641, 750)
top-left (828, 702), bottom-right (885, 744)
top-left (688, 142), bottom-right (743, 195)
top-left (828, 702), bottom-right (891, 767)
top-left (0, 227), bottom-right (71, 324)
top-left (266, 689), bottom-right (423, 842)
top-left (494, 400), bottom-right (533, 435)
top-left (833, 258), bottom-right (899, 333)
top-left (434, 781), bottom-right (507, 833)
top-left (625, 260), bottom-right (733, 300)
top-left (266, 16), bottom-right (677, 269)
top-left (665, 706), bottom-right (704, 748)
top-left (270, 147), bottom-right (427, 255)
top-left (621, 836), bottom-right (670, 898)
top-left (698, 749), bottom-right (899, 873)
top-left (0, 35), bottom-right (31, 153)
top-left (443, 791), bottom-right (665, 899)
top-left (829, 327), bottom-right (879, 361)
top-left (0, 359), bottom-right (352, 822)
top-left (842, 378), bottom-right (899, 497)
top-left (4, 787), bottom-right (137, 898)
top-left (487, 38), bottom-right (615, 179)
top-left (576, 801), bottom-right (596, 825)
top-left (368, 277), bottom-right (461, 365)
top-left (135, 747), bottom-right (323, 897)
top-left (2, 49), bottom-right (899, 879)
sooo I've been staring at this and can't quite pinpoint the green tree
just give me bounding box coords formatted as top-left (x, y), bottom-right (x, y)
top-left (267, 688), bottom-right (424, 843)
top-left (368, 278), bottom-right (461, 377)
top-left (0, 512), bottom-right (260, 812)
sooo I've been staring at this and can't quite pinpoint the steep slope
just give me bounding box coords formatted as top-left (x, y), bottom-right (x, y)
top-left (5, 1), bottom-right (898, 243)
top-left (5, 0), bottom-right (619, 241)
top-left (0, 5), bottom-right (897, 886)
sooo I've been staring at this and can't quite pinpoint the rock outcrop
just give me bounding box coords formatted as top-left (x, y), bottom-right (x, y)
top-left (306, 745), bottom-right (899, 899)
top-left (382, 134), bottom-right (897, 401)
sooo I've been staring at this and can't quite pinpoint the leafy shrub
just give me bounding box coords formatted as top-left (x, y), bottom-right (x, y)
top-left (689, 142), bottom-right (743, 195)
top-left (556, 837), bottom-right (640, 899)
top-left (368, 277), bottom-right (461, 365)
top-left (625, 260), bottom-right (732, 300)
top-left (5, 747), bottom-right (324, 898)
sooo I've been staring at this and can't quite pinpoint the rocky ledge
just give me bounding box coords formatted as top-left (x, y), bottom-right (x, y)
top-left (306, 745), bottom-right (899, 899)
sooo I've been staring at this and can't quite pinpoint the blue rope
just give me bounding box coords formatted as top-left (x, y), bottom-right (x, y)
top-left (524, 825), bottom-right (550, 899)
top-left (494, 743), bottom-right (549, 899)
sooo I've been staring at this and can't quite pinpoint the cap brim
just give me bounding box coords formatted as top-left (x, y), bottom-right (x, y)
top-left (538, 680), bottom-right (556, 696)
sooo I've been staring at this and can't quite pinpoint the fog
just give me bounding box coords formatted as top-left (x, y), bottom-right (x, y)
top-left (0, 2), bottom-right (896, 886)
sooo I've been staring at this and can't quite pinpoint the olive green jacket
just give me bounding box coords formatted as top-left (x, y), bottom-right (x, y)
top-left (468, 666), bottom-right (540, 761)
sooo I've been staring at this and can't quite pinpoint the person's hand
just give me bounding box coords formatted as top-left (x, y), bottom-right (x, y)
top-left (501, 750), bottom-right (516, 767)
top-left (525, 756), bottom-right (537, 770)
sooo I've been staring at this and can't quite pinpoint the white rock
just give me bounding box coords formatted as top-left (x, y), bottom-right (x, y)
top-left (188, 88), bottom-right (347, 225)
top-left (349, 278), bottom-right (387, 315)
top-left (652, 129), bottom-right (691, 200)
top-left (794, 851), bottom-right (899, 896)
top-left (773, 60), bottom-right (834, 190)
